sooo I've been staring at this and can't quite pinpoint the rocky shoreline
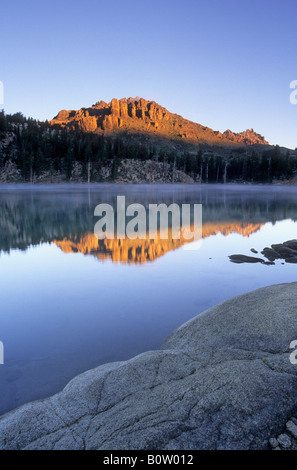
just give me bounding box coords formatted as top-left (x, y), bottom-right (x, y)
top-left (1, 158), bottom-right (296, 185)
top-left (0, 158), bottom-right (194, 184)
top-left (0, 283), bottom-right (297, 450)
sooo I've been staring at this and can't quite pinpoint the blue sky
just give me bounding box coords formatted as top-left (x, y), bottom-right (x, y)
top-left (1, 0), bottom-right (297, 148)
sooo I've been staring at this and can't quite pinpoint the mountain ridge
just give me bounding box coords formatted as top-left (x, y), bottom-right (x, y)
top-left (49, 97), bottom-right (269, 147)
top-left (1, 105), bottom-right (296, 185)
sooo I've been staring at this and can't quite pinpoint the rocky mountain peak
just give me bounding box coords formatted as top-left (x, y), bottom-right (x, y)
top-left (50, 98), bottom-right (269, 147)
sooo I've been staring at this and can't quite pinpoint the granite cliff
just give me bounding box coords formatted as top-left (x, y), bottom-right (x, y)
top-left (50, 97), bottom-right (269, 147)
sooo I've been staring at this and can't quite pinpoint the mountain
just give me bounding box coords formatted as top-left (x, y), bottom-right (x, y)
top-left (49, 97), bottom-right (269, 148)
top-left (53, 222), bottom-right (264, 265)
top-left (1, 105), bottom-right (296, 184)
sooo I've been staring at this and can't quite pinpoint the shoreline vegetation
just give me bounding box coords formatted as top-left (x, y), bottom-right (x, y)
top-left (1, 111), bottom-right (297, 185)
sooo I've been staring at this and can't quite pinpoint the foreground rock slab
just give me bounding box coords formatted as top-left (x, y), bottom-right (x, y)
top-left (0, 283), bottom-right (297, 450)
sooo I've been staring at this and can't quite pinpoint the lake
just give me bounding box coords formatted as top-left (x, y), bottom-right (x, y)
top-left (0, 183), bottom-right (296, 416)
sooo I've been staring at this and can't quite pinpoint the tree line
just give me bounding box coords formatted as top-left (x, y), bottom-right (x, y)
top-left (0, 110), bottom-right (296, 183)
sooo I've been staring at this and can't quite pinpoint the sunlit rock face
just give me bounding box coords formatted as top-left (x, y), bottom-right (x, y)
top-left (49, 98), bottom-right (269, 146)
top-left (53, 222), bottom-right (264, 265)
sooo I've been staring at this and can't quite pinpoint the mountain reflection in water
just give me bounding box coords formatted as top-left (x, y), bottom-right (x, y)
top-left (0, 184), bottom-right (295, 263)
top-left (53, 222), bottom-right (264, 264)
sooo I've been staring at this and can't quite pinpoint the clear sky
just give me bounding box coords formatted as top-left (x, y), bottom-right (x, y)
top-left (1, 0), bottom-right (297, 148)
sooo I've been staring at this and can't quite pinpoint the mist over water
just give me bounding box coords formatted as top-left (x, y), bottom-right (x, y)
top-left (0, 183), bottom-right (296, 415)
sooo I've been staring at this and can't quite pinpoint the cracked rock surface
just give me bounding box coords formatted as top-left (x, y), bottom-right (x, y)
top-left (0, 283), bottom-right (297, 450)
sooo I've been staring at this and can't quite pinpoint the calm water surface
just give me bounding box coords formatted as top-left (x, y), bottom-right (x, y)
top-left (0, 183), bottom-right (296, 415)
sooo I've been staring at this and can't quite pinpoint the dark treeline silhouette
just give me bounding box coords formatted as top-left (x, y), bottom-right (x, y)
top-left (0, 111), bottom-right (296, 183)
